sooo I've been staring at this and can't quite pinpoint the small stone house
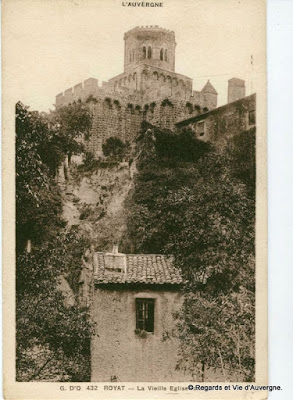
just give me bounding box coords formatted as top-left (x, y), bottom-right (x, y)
top-left (79, 245), bottom-right (192, 382)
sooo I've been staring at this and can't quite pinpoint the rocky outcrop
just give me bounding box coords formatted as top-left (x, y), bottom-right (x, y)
top-left (61, 159), bottom-right (136, 252)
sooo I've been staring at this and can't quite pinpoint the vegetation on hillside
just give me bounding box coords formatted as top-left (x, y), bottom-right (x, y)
top-left (102, 136), bottom-right (130, 161)
top-left (16, 102), bottom-right (93, 381)
top-left (123, 122), bottom-right (255, 381)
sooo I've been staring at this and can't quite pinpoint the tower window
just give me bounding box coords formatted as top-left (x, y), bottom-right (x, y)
top-left (160, 48), bottom-right (163, 60)
top-left (147, 46), bottom-right (152, 59)
top-left (164, 49), bottom-right (168, 62)
top-left (143, 46), bottom-right (146, 59)
top-left (129, 51), bottom-right (131, 62)
top-left (132, 49), bottom-right (135, 62)
top-left (136, 298), bottom-right (154, 333)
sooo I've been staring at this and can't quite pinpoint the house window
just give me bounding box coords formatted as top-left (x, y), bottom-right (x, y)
top-left (197, 121), bottom-right (205, 137)
top-left (225, 113), bottom-right (234, 128)
top-left (143, 46), bottom-right (146, 59)
top-left (136, 298), bottom-right (154, 333)
top-left (147, 46), bottom-right (152, 59)
top-left (160, 48), bottom-right (163, 60)
top-left (249, 110), bottom-right (255, 125)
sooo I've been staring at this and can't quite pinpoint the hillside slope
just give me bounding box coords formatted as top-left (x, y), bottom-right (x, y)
top-left (61, 159), bottom-right (136, 252)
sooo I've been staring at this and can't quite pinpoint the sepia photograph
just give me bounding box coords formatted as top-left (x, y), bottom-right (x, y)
top-left (3, 0), bottom-right (267, 397)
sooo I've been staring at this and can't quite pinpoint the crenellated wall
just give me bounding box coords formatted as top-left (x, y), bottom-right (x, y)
top-left (55, 78), bottom-right (141, 108)
top-left (55, 26), bottom-right (219, 157)
top-left (55, 65), bottom-right (208, 109)
top-left (84, 96), bottom-right (211, 157)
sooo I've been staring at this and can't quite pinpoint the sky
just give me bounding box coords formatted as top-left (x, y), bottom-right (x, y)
top-left (4, 0), bottom-right (266, 112)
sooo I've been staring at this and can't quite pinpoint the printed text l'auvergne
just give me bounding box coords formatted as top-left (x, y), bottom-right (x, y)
top-left (122, 2), bottom-right (164, 7)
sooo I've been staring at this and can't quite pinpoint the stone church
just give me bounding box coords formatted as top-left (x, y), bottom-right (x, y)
top-left (56, 25), bottom-right (221, 156)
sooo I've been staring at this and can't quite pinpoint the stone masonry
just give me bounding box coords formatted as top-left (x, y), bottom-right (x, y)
top-left (55, 26), bottom-right (218, 156)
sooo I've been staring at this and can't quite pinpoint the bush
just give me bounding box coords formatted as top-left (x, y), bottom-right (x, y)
top-left (102, 137), bottom-right (128, 161)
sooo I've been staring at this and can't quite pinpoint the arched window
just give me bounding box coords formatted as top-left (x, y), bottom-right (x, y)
top-left (132, 49), bottom-right (135, 62)
top-left (160, 48), bottom-right (163, 60)
top-left (164, 49), bottom-right (168, 62)
top-left (129, 51), bottom-right (132, 62)
top-left (143, 46), bottom-right (146, 59)
top-left (147, 46), bottom-right (152, 59)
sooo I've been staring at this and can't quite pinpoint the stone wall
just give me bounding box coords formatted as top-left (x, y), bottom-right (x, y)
top-left (56, 86), bottom-right (218, 157)
top-left (85, 96), bottom-right (212, 156)
top-left (85, 99), bottom-right (143, 156)
top-left (55, 71), bottom-right (218, 157)
top-left (91, 286), bottom-right (192, 382)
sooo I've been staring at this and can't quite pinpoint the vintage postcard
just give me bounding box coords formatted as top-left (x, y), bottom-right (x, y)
top-left (3, 0), bottom-right (267, 398)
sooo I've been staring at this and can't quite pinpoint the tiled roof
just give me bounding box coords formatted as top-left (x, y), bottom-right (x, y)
top-left (93, 253), bottom-right (182, 285)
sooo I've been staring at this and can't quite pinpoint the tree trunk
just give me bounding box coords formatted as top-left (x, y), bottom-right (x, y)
top-left (218, 349), bottom-right (226, 381)
top-left (201, 362), bottom-right (205, 382)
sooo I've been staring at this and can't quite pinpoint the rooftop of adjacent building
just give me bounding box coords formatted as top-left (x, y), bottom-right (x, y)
top-left (176, 93), bottom-right (256, 128)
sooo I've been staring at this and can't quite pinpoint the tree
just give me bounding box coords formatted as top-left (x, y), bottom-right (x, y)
top-left (16, 102), bottom-right (93, 381)
top-left (51, 101), bottom-right (92, 164)
top-left (16, 102), bottom-right (64, 252)
top-left (102, 136), bottom-right (128, 161)
top-left (124, 123), bottom-right (255, 380)
top-left (16, 233), bottom-right (93, 381)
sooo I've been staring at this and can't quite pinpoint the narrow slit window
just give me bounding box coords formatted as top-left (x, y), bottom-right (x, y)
top-left (160, 48), bottom-right (163, 60)
top-left (147, 46), bottom-right (152, 59)
top-left (136, 298), bottom-right (154, 333)
top-left (164, 49), bottom-right (168, 62)
top-left (143, 46), bottom-right (146, 59)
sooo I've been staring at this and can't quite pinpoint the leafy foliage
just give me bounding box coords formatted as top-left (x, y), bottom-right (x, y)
top-left (16, 102), bottom-right (65, 251)
top-left (124, 123), bottom-right (255, 380)
top-left (16, 102), bottom-right (93, 381)
top-left (16, 241), bottom-right (93, 381)
top-left (102, 136), bottom-right (129, 161)
top-left (176, 287), bottom-right (255, 381)
top-left (50, 101), bottom-right (92, 163)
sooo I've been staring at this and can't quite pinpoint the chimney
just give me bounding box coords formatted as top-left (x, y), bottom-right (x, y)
top-left (228, 78), bottom-right (246, 103)
top-left (105, 244), bottom-right (126, 274)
